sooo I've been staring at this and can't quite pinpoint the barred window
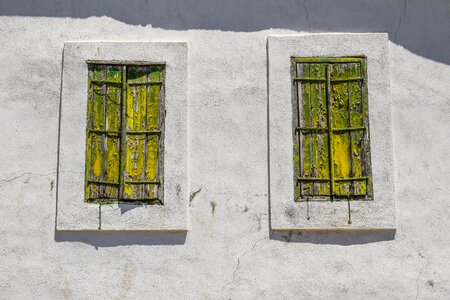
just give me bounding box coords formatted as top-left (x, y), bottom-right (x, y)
top-left (292, 57), bottom-right (373, 201)
top-left (85, 63), bottom-right (165, 204)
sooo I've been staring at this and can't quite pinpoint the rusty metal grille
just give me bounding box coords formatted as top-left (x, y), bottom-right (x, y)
top-left (85, 63), bottom-right (165, 205)
top-left (292, 57), bottom-right (373, 202)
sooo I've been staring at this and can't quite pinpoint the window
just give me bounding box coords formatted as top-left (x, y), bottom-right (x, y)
top-left (57, 42), bottom-right (187, 231)
top-left (85, 63), bottom-right (165, 204)
top-left (268, 34), bottom-right (395, 230)
top-left (292, 57), bottom-right (372, 202)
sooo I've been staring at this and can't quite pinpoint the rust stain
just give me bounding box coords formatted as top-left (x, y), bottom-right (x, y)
top-left (210, 201), bottom-right (217, 216)
top-left (189, 188), bottom-right (202, 203)
top-left (114, 262), bottom-right (137, 300)
top-left (63, 279), bottom-right (73, 300)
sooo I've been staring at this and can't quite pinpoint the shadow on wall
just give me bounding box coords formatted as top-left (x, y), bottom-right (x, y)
top-left (54, 230), bottom-right (187, 247)
top-left (270, 230), bottom-right (396, 245)
top-left (1, 0), bottom-right (450, 64)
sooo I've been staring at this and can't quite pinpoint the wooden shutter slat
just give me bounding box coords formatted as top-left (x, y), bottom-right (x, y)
top-left (310, 63), bottom-right (330, 196)
top-left (330, 63), bottom-right (352, 196)
top-left (123, 66), bottom-right (162, 202)
top-left (297, 63), bottom-right (331, 198)
top-left (300, 63), bottom-right (313, 196)
top-left (348, 63), bottom-right (365, 196)
top-left (123, 67), bottom-right (145, 199)
top-left (103, 66), bottom-right (122, 199)
top-left (145, 67), bottom-right (162, 200)
top-left (86, 65), bottom-right (122, 201)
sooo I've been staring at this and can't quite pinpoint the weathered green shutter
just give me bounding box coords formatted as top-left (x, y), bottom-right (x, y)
top-left (293, 62), bottom-right (330, 199)
top-left (85, 64), bottom-right (164, 204)
top-left (122, 66), bottom-right (164, 203)
top-left (86, 65), bottom-right (123, 202)
top-left (293, 57), bottom-right (372, 201)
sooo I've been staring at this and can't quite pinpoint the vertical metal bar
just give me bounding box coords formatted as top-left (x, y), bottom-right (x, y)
top-left (347, 196), bottom-right (352, 224)
top-left (325, 64), bottom-right (334, 200)
top-left (294, 61), bottom-right (302, 200)
top-left (306, 199), bottom-right (310, 220)
top-left (361, 58), bottom-right (372, 197)
top-left (101, 68), bottom-right (107, 198)
top-left (98, 200), bottom-right (102, 230)
top-left (118, 66), bottom-right (127, 200)
top-left (346, 64), bottom-right (354, 197)
top-left (158, 65), bottom-right (165, 203)
top-left (307, 65), bottom-right (314, 197)
top-left (85, 66), bottom-right (93, 201)
top-left (143, 67), bottom-right (149, 200)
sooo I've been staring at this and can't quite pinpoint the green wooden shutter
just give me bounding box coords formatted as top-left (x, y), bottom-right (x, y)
top-left (122, 66), bottom-right (164, 204)
top-left (86, 65), bottom-right (123, 202)
top-left (328, 61), bottom-right (372, 198)
top-left (293, 62), bottom-right (330, 199)
top-left (293, 57), bottom-right (372, 201)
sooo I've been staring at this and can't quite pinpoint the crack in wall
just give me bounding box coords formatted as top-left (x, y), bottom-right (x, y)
top-left (415, 267), bottom-right (423, 300)
top-left (222, 232), bottom-right (274, 294)
top-left (395, 0), bottom-right (407, 42)
top-left (0, 171), bottom-right (56, 184)
top-left (51, 0), bottom-right (63, 17)
top-left (303, 0), bottom-right (311, 32)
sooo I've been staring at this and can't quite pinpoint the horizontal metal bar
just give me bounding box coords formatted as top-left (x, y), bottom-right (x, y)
top-left (118, 199), bottom-right (163, 205)
top-left (89, 129), bottom-right (121, 134)
top-left (86, 198), bottom-right (163, 205)
top-left (87, 60), bottom-right (165, 66)
top-left (294, 78), bottom-right (325, 82)
top-left (332, 127), bottom-right (366, 133)
top-left (294, 77), bottom-right (363, 83)
top-left (119, 198), bottom-right (161, 201)
top-left (89, 130), bottom-right (161, 135)
top-left (90, 79), bottom-right (122, 85)
top-left (298, 177), bottom-right (369, 182)
top-left (298, 195), bottom-right (370, 200)
top-left (88, 180), bottom-right (120, 185)
top-left (127, 81), bottom-right (163, 85)
top-left (126, 130), bottom-right (161, 135)
top-left (334, 177), bottom-right (369, 182)
top-left (296, 127), bottom-right (328, 132)
top-left (330, 77), bottom-right (364, 82)
top-left (332, 194), bottom-right (368, 197)
top-left (298, 177), bottom-right (330, 182)
top-left (124, 180), bottom-right (161, 184)
top-left (291, 57), bottom-right (365, 63)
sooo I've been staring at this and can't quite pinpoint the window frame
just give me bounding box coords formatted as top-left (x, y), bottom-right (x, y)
top-left (84, 62), bottom-right (166, 205)
top-left (268, 33), bottom-right (396, 230)
top-left (291, 56), bottom-right (373, 202)
top-left (57, 42), bottom-right (188, 231)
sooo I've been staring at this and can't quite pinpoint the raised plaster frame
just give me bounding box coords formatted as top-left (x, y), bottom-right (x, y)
top-left (268, 33), bottom-right (396, 230)
top-left (57, 42), bottom-right (188, 231)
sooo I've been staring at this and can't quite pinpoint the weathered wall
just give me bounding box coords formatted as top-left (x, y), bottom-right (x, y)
top-left (1, 1), bottom-right (450, 299)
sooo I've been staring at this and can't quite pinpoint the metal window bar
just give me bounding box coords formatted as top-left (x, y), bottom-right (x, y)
top-left (294, 77), bottom-right (364, 83)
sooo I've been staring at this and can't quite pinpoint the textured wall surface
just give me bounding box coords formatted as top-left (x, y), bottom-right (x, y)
top-left (1, 1), bottom-right (450, 299)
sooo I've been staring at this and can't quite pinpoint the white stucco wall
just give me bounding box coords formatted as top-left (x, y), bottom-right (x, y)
top-left (1, 1), bottom-right (450, 299)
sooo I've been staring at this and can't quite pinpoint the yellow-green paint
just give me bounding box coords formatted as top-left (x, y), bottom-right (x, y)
top-left (85, 64), bottom-right (164, 204)
top-left (293, 57), bottom-right (372, 201)
top-left (297, 62), bottom-right (331, 198)
top-left (302, 64), bottom-right (313, 194)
